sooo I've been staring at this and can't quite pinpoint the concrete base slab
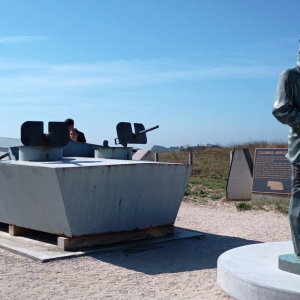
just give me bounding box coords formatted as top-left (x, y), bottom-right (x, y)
top-left (58, 225), bottom-right (174, 251)
top-left (279, 253), bottom-right (300, 275)
top-left (218, 241), bottom-right (300, 300)
top-left (0, 224), bottom-right (203, 262)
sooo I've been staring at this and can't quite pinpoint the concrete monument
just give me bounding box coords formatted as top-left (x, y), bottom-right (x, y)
top-left (0, 121), bottom-right (192, 252)
top-left (272, 40), bottom-right (300, 275)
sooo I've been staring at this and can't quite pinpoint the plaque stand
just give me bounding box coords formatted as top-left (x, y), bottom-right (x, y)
top-left (226, 148), bottom-right (253, 200)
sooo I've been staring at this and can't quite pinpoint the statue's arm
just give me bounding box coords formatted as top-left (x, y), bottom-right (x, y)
top-left (272, 70), bottom-right (300, 129)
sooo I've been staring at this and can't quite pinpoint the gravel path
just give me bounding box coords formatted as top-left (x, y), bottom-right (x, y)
top-left (0, 200), bottom-right (290, 300)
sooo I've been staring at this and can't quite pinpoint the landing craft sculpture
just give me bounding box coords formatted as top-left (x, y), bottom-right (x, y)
top-left (0, 122), bottom-right (192, 250)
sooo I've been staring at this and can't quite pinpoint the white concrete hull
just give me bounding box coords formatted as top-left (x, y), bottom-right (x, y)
top-left (0, 157), bottom-right (192, 237)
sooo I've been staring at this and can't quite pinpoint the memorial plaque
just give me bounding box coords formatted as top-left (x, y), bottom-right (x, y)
top-left (252, 148), bottom-right (291, 194)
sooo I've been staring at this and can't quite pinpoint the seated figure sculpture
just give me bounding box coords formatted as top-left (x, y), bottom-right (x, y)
top-left (272, 40), bottom-right (300, 257)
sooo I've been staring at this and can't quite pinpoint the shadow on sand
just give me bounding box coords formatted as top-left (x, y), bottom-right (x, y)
top-left (88, 232), bottom-right (261, 275)
top-left (0, 222), bottom-right (262, 271)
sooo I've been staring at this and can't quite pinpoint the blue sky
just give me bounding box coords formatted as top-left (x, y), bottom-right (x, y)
top-left (0, 0), bottom-right (300, 148)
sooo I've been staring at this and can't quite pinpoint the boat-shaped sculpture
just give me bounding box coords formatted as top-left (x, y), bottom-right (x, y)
top-left (0, 121), bottom-right (192, 250)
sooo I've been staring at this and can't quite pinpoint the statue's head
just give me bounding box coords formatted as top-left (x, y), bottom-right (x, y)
top-left (298, 39), bottom-right (300, 67)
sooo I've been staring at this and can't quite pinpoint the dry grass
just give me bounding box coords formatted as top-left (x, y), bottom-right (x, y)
top-left (154, 140), bottom-right (288, 178)
top-left (153, 140), bottom-right (289, 213)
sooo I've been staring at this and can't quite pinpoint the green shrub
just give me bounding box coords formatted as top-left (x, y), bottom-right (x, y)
top-left (236, 202), bottom-right (251, 211)
top-left (211, 194), bottom-right (222, 200)
top-left (184, 188), bottom-right (192, 196)
top-left (198, 189), bottom-right (208, 197)
top-left (274, 203), bottom-right (289, 214)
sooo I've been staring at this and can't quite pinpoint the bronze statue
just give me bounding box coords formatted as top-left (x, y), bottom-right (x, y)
top-left (273, 41), bottom-right (300, 256)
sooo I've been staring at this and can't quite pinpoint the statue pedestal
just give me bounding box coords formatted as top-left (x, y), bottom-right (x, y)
top-left (218, 241), bottom-right (300, 300)
top-left (279, 253), bottom-right (300, 275)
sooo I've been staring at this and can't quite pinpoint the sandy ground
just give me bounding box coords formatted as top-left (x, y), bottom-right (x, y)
top-left (0, 200), bottom-right (290, 300)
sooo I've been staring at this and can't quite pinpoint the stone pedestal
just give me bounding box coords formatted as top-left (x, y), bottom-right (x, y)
top-left (218, 241), bottom-right (300, 300)
top-left (279, 253), bottom-right (300, 275)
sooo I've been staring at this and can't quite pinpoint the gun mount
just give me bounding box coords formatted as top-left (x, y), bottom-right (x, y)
top-left (20, 121), bottom-right (69, 161)
top-left (115, 122), bottom-right (159, 147)
top-left (21, 121), bottom-right (69, 147)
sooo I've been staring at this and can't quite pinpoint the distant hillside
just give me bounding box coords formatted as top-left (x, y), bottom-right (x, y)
top-left (151, 145), bottom-right (170, 153)
top-left (151, 144), bottom-right (219, 153)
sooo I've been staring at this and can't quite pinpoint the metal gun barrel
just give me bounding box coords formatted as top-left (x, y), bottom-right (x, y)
top-left (136, 125), bottom-right (159, 136)
top-left (0, 153), bottom-right (9, 160)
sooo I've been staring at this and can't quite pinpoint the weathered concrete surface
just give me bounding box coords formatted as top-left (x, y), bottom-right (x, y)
top-left (94, 147), bottom-right (132, 160)
top-left (58, 225), bottom-right (174, 251)
top-left (0, 157), bottom-right (192, 237)
top-left (226, 149), bottom-right (253, 200)
top-left (0, 225), bottom-right (203, 262)
top-left (252, 192), bottom-right (291, 205)
top-left (132, 149), bottom-right (152, 161)
top-left (218, 241), bottom-right (300, 300)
